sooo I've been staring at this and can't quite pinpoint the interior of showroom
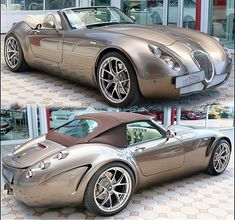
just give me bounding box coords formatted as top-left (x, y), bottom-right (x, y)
top-left (1, 103), bottom-right (234, 145)
top-left (1, 0), bottom-right (234, 48)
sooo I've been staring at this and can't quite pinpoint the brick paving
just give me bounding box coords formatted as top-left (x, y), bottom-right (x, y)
top-left (1, 129), bottom-right (234, 220)
top-left (1, 35), bottom-right (234, 108)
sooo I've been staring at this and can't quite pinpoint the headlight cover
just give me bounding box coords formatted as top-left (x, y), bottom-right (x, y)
top-left (149, 45), bottom-right (181, 71)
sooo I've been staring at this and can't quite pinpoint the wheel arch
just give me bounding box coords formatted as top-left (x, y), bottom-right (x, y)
top-left (93, 47), bottom-right (139, 86)
top-left (206, 136), bottom-right (232, 157)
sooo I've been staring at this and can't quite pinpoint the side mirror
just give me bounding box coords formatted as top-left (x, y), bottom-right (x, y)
top-left (130, 16), bottom-right (136, 22)
top-left (166, 129), bottom-right (175, 139)
top-left (43, 20), bottom-right (56, 29)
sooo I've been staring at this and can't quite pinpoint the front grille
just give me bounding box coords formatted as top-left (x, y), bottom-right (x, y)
top-left (192, 50), bottom-right (214, 83)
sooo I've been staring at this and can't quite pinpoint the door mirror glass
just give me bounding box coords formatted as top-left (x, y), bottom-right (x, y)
top-left (166, 129), bottom-right (175, 139)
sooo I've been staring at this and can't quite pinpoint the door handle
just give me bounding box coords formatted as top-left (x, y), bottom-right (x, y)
top-left (134, 147), bottom-right (146, 152)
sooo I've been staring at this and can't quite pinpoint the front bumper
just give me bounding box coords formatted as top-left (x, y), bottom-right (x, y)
top-left (176, 71), bottom-right (230, 96)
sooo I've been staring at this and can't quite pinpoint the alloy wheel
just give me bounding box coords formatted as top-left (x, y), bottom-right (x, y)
top-left (213, 143), bottom-right (230, 173)
top-left (5, 37), bottom-right (20, 69)
top-left (98, 57), bottom-right (131, 104)
top-left (93, 167), bottom-right (132, 213)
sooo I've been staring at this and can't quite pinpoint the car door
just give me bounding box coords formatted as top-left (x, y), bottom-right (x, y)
top-left (127, 121), bottom-right (185, 176)
top-left (29, 28), bottom-right (63, 63)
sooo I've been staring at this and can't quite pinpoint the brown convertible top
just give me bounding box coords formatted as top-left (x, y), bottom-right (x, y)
top-left (46, 112), bottom-right (151, 147)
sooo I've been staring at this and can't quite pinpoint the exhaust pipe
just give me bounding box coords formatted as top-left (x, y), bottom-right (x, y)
top-left (4, 184), bottom-right (13, 195)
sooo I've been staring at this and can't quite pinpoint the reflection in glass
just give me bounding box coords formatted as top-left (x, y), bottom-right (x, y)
top-left (210, 0), bottom-right (234, 48)
top-left (122, 0), bottom-right (163, 25)
top-left (45, 0), bottom-right (76, 10)
top-left (1, 105), bottom-right (30, 141)
top-left (182, 0), bottom-right (196, 29)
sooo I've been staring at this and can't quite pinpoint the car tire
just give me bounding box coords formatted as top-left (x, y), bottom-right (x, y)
top-left (207, 139), bottom-right (231, 175)
top-left (97, 52), bottom-right (141, 107)
top-left (84, 162), bottom-right (134, 216)
top-left (4, 34), bottom-right (28, 72)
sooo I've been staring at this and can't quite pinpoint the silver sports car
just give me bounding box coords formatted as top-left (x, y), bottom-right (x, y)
top-left (4, 6), bottom-right (232, 107)
top-left (2, 112), bottom-right (231, 216)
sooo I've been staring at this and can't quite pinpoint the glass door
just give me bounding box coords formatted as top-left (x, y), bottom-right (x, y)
top-left (209, 0), bottom-right (234, 48)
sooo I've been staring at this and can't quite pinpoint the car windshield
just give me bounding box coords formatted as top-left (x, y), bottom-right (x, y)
top-left (64, 7), bottom-right (134, 29)
top-left (54, 119), bottom-right (98, 138)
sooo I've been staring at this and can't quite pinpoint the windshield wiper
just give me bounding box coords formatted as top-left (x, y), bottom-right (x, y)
top-left (86, 21), bottom-right (134, 28)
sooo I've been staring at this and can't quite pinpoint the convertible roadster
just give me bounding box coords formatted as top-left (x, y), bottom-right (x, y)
top-left (4, 6), bottom-right (232, 107)
top-left (2, 112), bottom-right (231, 216)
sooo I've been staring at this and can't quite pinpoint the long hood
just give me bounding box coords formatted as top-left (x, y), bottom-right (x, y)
top-left (3, 138), bottom-right (66, 168)
top-left (101, 24), bottom-right (219, 47)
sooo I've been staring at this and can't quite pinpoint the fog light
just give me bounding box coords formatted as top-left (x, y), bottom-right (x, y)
top-left (163, 56), bottom-right (175, 69)
top-left (154, 47), bottom-right (162, 58)
top-left (26, 170), bottom-right (33, 178)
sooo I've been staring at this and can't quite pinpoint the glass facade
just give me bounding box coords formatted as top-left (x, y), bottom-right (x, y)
top-left (1, 0), bottom-right (76, 11)
top-left (91, 0), bottom-right (111, 6)
top-left (1, 105), bottom-right (30, 141)
top-left (209, 0), bottom-right (234, 48)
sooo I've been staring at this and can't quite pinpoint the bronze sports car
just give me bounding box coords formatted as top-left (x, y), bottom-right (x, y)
top-left (5, 7), bottom-right (232, 107)
top-left (4, 6), bottom-right (232, 107)
top-left (2, 112), bottom-right (231, 216)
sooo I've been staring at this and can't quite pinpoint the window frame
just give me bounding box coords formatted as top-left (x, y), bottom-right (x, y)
top-left (125, 120), bottom-right (167, 147)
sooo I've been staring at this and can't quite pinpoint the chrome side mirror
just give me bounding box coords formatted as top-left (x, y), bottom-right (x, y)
top-left (166, 129), bottom-right (175, 139)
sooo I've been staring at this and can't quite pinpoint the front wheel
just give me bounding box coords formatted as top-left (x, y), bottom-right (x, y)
top-left (97, 52), bottom-right (141, 107)
top-left (207, 139), bottom-right (231, 175)
top-left (84, 163), bottom-right (134, 216)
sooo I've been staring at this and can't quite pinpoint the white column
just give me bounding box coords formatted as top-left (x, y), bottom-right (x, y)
top-left (163, 0), bottom-right (169, 25)
top-left (200, 0), bottom-right (210, 33)
top-left (111, 0), bottom-right (121, 8)
top-left (205, 106), bottom-right (210, 128)
top-left (80, 0), bottom-right (90, 7)
top-left (177, 0), bottom-right (184, 27)
top-left (163, 106), bottom-right (171, 127)
top-left (176, 106), bottom-right (181, 125)
top-left (39, 106), bottom-right (49, 135)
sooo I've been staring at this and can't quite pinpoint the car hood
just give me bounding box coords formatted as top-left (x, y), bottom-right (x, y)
top-left (3, 137), bottom-right (66, 168)
top-left (102, 24), bottom-right (216, 47)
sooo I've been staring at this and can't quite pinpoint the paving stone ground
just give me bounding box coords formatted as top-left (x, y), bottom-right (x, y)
top-left (1, 35), bottom-right (234, 108)
top-left (1, 129), bottom-right (234, 220)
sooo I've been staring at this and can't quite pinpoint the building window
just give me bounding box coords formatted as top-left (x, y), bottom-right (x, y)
top-left (1, 104), bottom-right (30, 141)
top-left (45, 0), bottom-right (76, 10)
top-left (91, 0), bottom-right (111, 6)
top-left (209, 0), bottom-right (234, 48)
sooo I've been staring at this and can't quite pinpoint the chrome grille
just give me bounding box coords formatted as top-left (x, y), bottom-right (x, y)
top-left (192, 50), bottom-right (214, 84)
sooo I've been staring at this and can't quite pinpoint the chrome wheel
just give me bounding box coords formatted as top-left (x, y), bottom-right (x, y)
top-left (98, 57), bottom-right (131, 104)
top-left (213, 143), bottom-right (230, 173)
top-left (5, 37), bottom-right (20, 69)
top-left (94, 167), bottom-right (132, 213)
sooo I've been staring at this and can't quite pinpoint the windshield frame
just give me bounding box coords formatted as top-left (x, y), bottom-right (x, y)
top-left (62, 6), bottom-right (135, 30)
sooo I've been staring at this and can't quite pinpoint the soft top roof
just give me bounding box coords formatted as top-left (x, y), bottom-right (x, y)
top-left (46, 112), bottom-right (151, 147)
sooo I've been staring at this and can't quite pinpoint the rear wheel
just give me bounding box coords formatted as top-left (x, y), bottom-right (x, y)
top-left (207, 140), bottom-right (231, 175)
top-left (84, 162), bottom-right (134, 216)
top-left (97, 52), bottom-right (141, 107)
top-left (4, 34), bottom-right (28, 72)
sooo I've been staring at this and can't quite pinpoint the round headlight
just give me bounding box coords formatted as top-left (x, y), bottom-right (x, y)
top-left (26, 170), bottom-right (33, 178)
top-left (163, 56), bottom-right (175, 69)
top-left (154, 47), bottom-right (162, 58)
